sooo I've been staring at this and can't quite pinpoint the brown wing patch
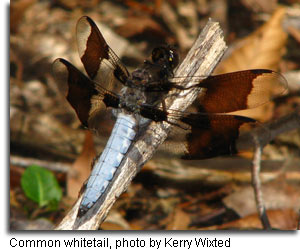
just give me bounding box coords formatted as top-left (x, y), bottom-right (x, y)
top-left (179, 113), bottom-right (256, 159)
top-left (197, 69), bottom-right (287, 113)
top-left (76, 16), bottom-right (109, 79)
top-left (52, 58), bottom-right (119, 129)
top-left (76, 16), bottom-right (129, 84)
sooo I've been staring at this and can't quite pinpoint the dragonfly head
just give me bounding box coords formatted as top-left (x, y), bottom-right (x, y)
top-left (151, 45), bottom-right (179, 70)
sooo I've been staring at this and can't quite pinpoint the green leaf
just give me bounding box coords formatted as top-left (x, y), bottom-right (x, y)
top-left (21, 165), bottom-right (62, 208)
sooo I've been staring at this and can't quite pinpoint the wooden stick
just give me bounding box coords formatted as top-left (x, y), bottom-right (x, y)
top-left (251, 138), bottom-right (271, 230)
top-left (250, 110), bottom-right (300, 230)
top-left (10, 155), bottom-right (70, 173)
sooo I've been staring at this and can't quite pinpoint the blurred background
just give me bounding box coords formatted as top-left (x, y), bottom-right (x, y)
top-left (10, 0), bottom-right (300, 230)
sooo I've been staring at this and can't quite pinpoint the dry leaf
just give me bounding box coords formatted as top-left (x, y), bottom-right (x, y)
top-left (117, 16), bottom-right (168, 39)
top-left (10, 190), bottom-right (20, 208)
top-left (241, 0), bottom-right (277, 13)
top-left (217, 7), bottom-right (287, 72)
top-left (160, 2), bottom-right (195, 50)
top-left (216, 7), bottom-right (287, 121)
top-left (223, 182), bottom-right (300, 217)
top-left (101, 210), bottom-right (131, 230)
top-left (10, 0), bottom-right (37, 33)
top-left (200, 209), bottom-right (298, 230)
top-left (11, 218), bottom-right (54, 230)
top-left (67, 130), bottom-right (96, 199)
top-left (165, 207), bottom-right (191, 230)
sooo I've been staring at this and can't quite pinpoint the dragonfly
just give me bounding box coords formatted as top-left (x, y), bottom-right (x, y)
top-left (52, 16), bottom-right (287, 217)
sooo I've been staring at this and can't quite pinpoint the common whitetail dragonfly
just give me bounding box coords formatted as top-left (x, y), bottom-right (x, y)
top-left (52, 16), bottom-right (287, 218)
